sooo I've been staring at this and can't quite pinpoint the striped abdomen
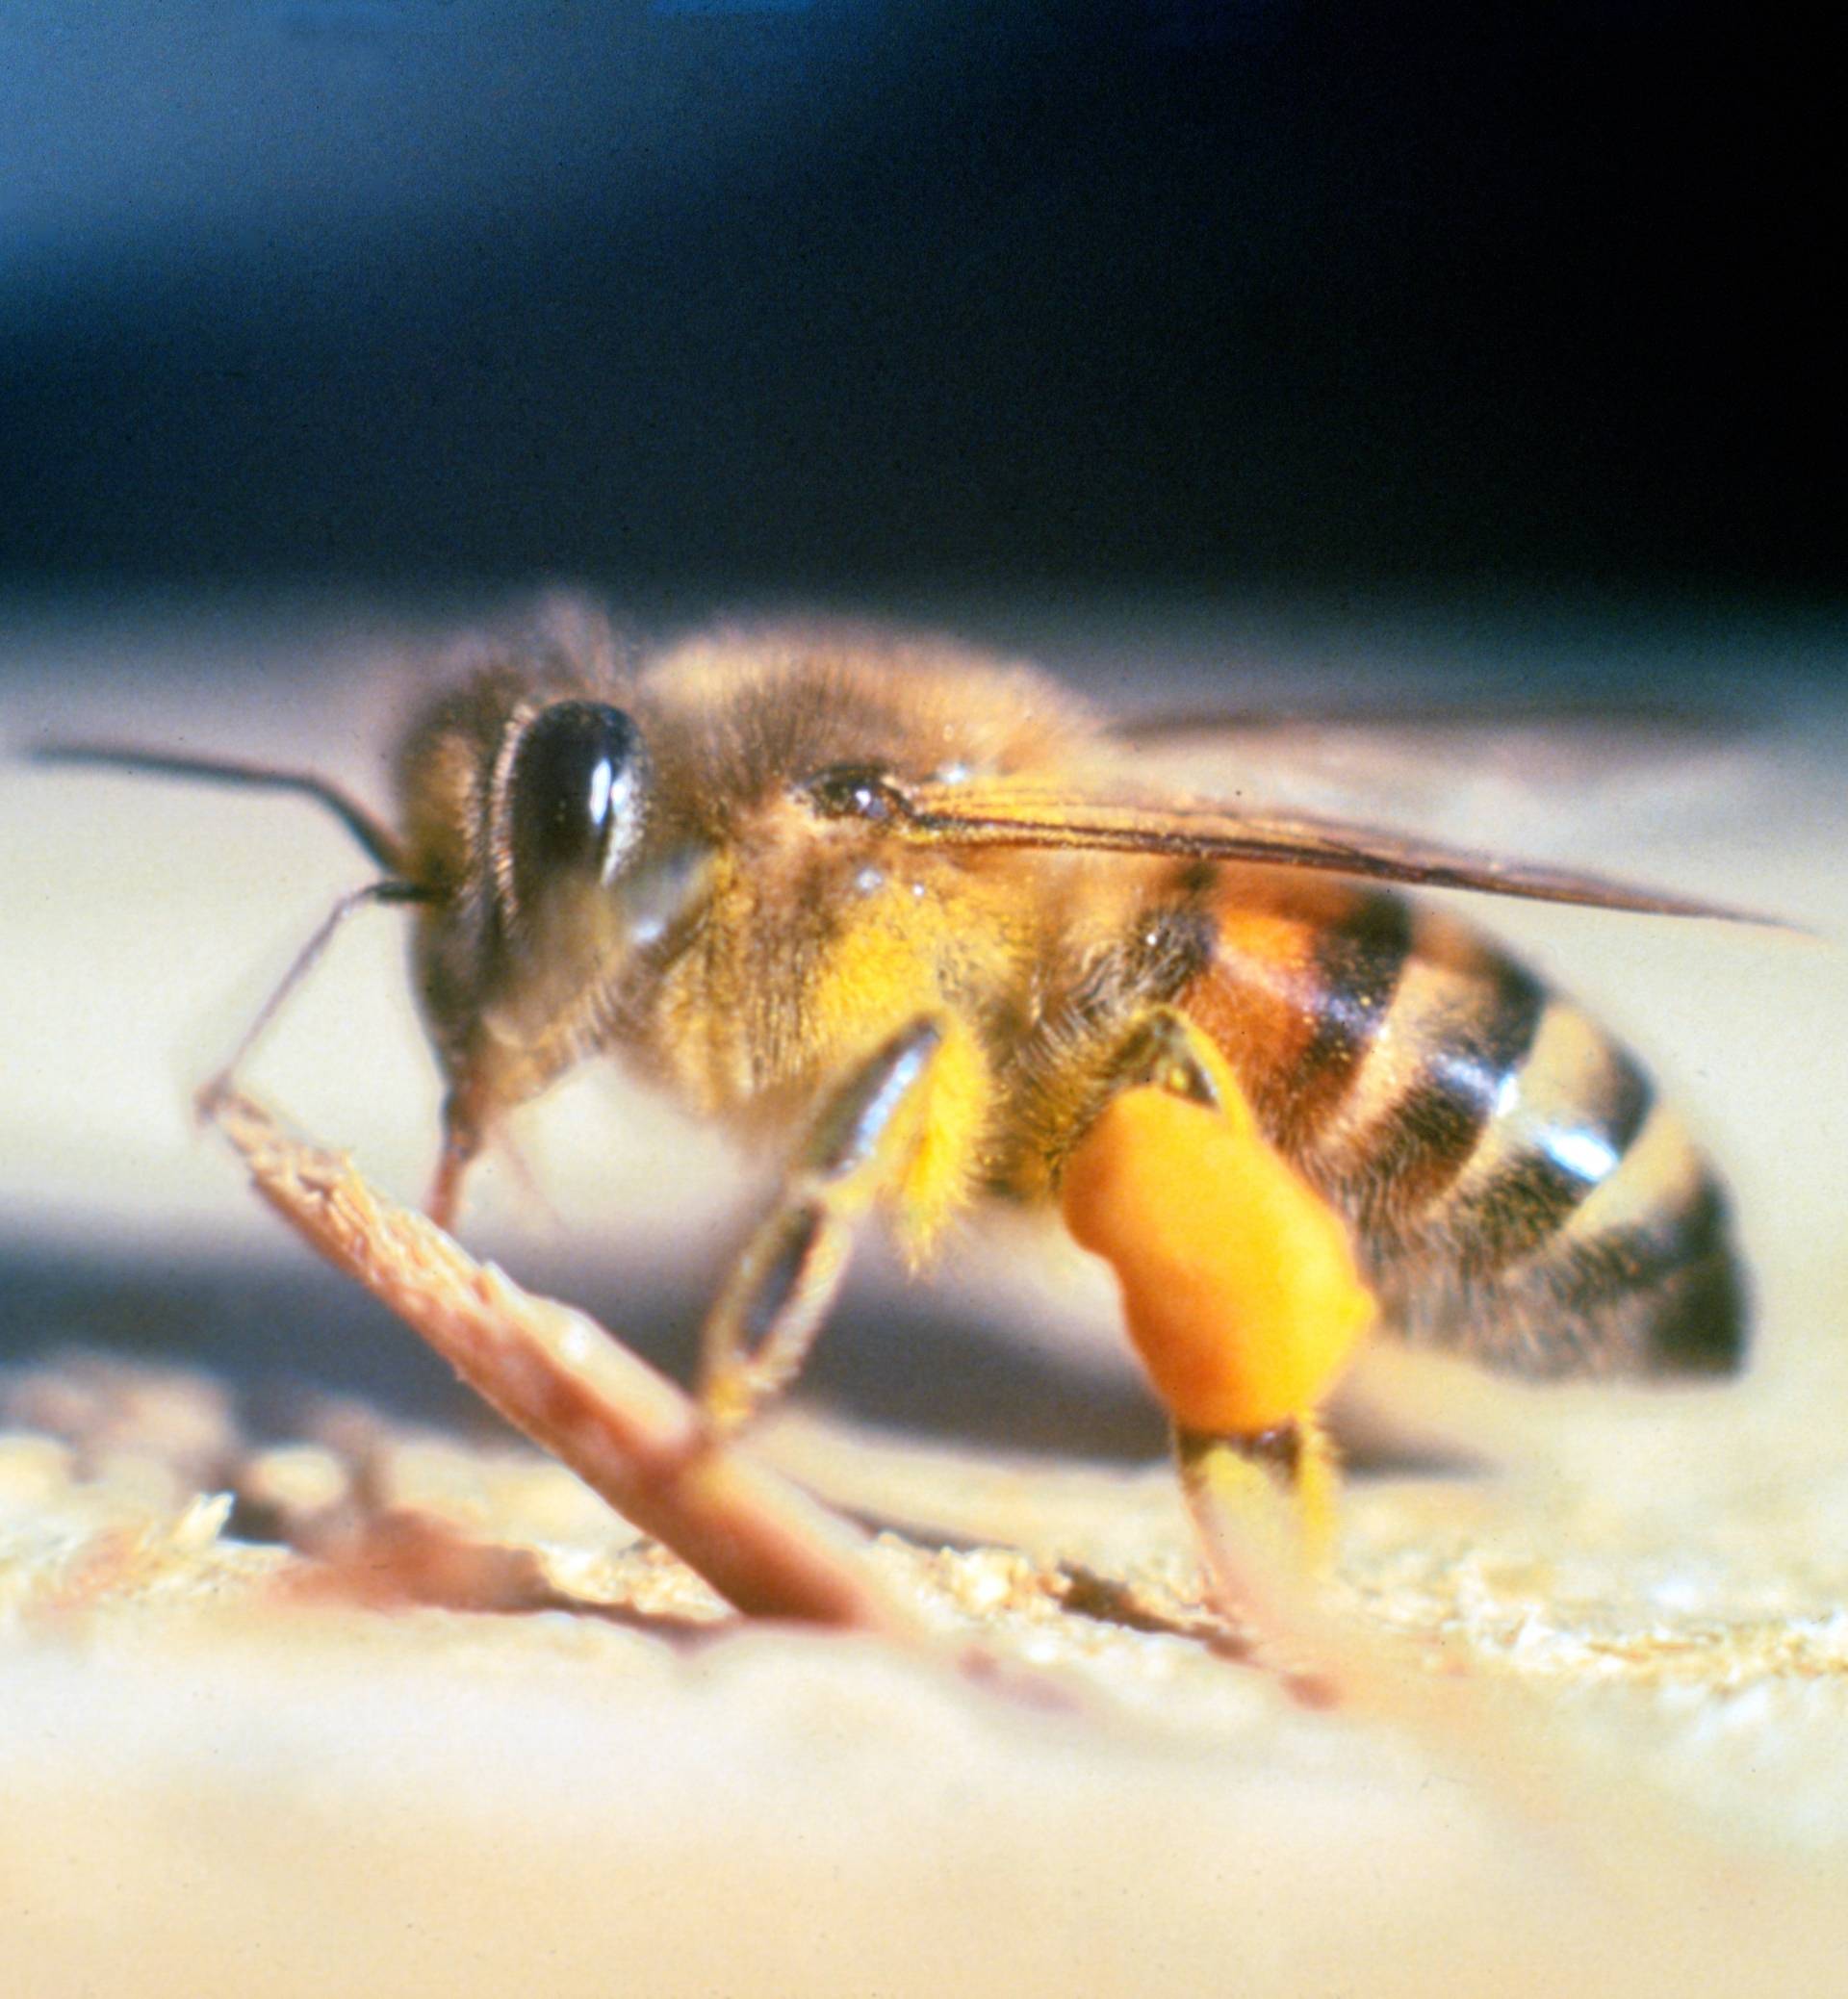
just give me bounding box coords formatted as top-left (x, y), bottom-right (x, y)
top-left (1176, 874), bottom-right (1746, 1380)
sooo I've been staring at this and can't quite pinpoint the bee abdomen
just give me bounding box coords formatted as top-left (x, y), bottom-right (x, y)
top-left (1183, 880), bottom-right (1748, 1381)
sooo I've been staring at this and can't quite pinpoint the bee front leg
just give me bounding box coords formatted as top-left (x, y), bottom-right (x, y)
top-left (1058, 1011), bottom-right (1374, 1605)
top-left (698, 1015), bottom-right (948, 1433)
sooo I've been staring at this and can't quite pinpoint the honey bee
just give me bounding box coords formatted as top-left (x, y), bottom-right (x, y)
top-left (39, 602), bottom-right (1760, 1581)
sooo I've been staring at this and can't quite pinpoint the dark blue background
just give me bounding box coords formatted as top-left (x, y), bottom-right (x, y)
top-left (1, 2), bottom-right (1835, 594)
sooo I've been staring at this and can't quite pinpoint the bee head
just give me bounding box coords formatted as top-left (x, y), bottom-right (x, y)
top-left (398, 679), bottom-right (707, 1205)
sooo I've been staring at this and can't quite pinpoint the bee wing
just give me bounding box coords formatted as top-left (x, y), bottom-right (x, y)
top-left (1109, 694), bottom-right (1743, 750)
top-left (1107, 697), bottom-right (1757, 833)
top-left (879, 779), bottom-right (1783, 924)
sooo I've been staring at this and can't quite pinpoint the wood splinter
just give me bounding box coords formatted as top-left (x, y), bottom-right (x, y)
top-left (207, 1088), bottom-right (925, 1642)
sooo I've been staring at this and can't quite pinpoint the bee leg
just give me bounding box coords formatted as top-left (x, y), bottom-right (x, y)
top-left (1174, 1417), bottom-right (1341, 1576)
top-left (427, 1087), bottom-right (485, 1232)
top-left (1059, 1010), bottom-right (1374, 1602)
top-left (698, 1015), bottom-right (947, 1433)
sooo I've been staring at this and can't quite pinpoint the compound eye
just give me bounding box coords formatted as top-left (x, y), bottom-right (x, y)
top-left (507, 701), bottom-right (649, 909)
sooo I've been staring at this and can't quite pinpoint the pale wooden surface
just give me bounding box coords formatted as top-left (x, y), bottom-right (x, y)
top-left (8, 1349), bottom-right (1848, 1998)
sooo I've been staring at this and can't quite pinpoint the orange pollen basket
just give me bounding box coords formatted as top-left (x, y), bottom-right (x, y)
top-left (1060, 1085), bottom-right (1374, 1438)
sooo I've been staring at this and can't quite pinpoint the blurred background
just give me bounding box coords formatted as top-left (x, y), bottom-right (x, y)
top-left (1, 0), bottom-right (1836, 600)
top-left (3, 1), bottom-right (1842, 1446)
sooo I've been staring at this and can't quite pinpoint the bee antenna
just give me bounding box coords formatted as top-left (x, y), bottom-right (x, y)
top-left (194, 877), bottom-right (435, 1122)
top-left (31, 742), bottom-right (407, 875)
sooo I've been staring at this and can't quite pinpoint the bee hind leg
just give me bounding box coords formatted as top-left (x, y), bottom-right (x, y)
top-left (1174, 1417), bottom-right (1342, 1577)
top-left (1058, 1009), bottom-right (1374, 1609)
top-left (698, 1015), bottom-right (950, 1434)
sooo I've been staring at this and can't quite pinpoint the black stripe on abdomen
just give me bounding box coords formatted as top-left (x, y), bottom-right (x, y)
top-left (1548, 1171), bottom-right (1748, 1377)
top-left (1273, 891), bottom-right (1415, 1151)
top-left (1454, 1042), bottom-right (1655, 1278)
top-left (1358, 954), bottom-right (1547, 1229)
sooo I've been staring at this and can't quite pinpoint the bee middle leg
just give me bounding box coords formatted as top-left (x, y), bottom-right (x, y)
top-left (698, 1015), bottom-right (949, 1433)
top-left (1058, 1010), bottom-right (1374, 1601)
